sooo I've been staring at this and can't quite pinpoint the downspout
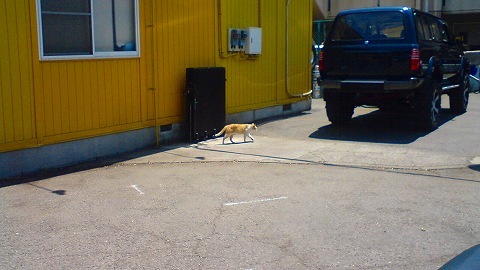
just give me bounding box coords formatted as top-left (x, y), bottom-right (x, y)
top-left (148, 0), bottom-right (160, 148)
top-left (286, 0), bottom-right (312, 98)
top-left (258, 0), bottom-right (261, 27)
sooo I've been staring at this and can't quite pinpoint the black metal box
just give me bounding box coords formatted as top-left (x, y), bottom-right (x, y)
top-left (185, 67), bottom-right (226, 142)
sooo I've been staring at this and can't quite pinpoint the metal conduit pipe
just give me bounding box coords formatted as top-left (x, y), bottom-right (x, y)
top-left (286, 0), bottom-right (312, 98)
top-left (149, 0), bottom-right (159, 148)
top-left (217, 0), bottom-right (236, 58)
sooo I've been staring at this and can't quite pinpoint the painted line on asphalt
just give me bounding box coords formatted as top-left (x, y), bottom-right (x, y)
top-left (130, 184), bottom-right (145, 195)
top-left (223, 196), bottom-right (288, 206)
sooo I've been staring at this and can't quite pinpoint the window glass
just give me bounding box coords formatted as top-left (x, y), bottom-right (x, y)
top-left (415, 13), bottom-right (445, 42)
top-left (93, 0), bottom-right (136, 52)
top-left (331, 11), bottom-right (405, 41)
top-left (38, 0), bottom-right (138, 59)
top-left (41, 0), bottom-right (92, 55)
top-left (427, 16), bottom-right (442, 42)
top-left (440, 23), bottom-right (451, 43)
top-left (41, 0), bottom-right (90, 13)
top-left (414, 13), bottom-right (428, 41)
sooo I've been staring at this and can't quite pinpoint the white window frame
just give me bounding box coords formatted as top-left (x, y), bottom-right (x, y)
top-left (36, 0), bottom-right (140, 60)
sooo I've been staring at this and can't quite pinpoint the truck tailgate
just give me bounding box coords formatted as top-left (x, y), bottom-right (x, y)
top-left (325, 44), bottom-right (413, 79)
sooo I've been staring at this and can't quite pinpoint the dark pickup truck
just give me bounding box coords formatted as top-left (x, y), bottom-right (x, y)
top-left (319, 7), bottom-right (470, 130)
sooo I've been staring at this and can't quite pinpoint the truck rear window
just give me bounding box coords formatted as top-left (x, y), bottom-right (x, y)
top-left (330, 11), bottom-right (405, 41)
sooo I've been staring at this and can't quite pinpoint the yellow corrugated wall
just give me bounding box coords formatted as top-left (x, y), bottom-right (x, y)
top-left (0, 0), bottom-right (37, 151)
top-left (142, 0), bottom-right (216, 126)
top-left (0, 0), bottom-right (311, 153)
top-left (217, 0), bottom-right (312, 114)
top-left (33, 59), bottom-right (143, 146)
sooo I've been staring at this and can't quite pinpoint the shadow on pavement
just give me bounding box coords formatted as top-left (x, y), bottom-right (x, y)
top-left (255, 111), bottom-right (312, 127)
top-left (469, 164), bottom-right (480, 172)
top-left (0, 147), bottom-right (175, 189)
top-left (310, 108), bottom-right (458, 144)
top-left (26, 182), bottom-right (66, 195)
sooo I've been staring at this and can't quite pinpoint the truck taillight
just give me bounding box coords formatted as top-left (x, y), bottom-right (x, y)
top-left (410, 48), bottom-right (421, 71)
top-left (319, 51), bottom-right (325, 71)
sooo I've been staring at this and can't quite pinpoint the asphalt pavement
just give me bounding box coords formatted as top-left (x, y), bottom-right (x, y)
top-left (1, 95), bottom-right (480, 270)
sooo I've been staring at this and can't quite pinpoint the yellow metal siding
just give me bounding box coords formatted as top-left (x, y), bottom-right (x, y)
top-left (1, 0), bottom-right (311, 153)
top-left (284, 0), bottom-right (313, 99)
top-left (0, 0), bottom-right (36, 150)
top-left (33, 0), bottom-right (216, 145)
top-left (143, 0), bottom-right (216, 123)
top-left (34, 59), bottom-right (143, 145)
top-left (217, 0), bottom-right (312, 114)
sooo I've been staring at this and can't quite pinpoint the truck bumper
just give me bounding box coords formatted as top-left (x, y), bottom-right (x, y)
top-left (321, 78), bottom-right (424, 92)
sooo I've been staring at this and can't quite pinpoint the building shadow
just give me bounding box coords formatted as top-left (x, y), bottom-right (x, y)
top-left (469, 164), bottom-right (480, 172)
top-left (0, 146), bottom-right (177, 189)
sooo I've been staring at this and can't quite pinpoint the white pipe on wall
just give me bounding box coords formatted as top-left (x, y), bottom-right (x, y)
top-left (285, 0), bottom-right (312, 98)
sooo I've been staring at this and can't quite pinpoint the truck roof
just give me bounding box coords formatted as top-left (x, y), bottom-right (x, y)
top-left (338, 6), bottom-right (413, 15)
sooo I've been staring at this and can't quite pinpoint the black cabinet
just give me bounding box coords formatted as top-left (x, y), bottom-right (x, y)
top-left (186, 67), bottom-right (226, 142)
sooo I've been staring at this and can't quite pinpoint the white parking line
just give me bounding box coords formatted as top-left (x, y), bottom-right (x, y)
top-left (130, 184), bottom-right (144, 195)
top-left (223, 196), bottom-right (288, 206)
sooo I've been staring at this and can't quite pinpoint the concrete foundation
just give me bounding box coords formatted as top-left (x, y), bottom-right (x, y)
top-left (227, 99), bottom-right (311, 124)
top-left (0, 99), bottom-right (311, 179)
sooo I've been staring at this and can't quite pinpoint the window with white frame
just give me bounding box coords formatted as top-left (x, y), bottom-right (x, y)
top-left (37, 0), bottom-right (139, 59)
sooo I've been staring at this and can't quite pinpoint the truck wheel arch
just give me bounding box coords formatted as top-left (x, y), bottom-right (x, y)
top-left (425, 57), bottom-right (443, 84)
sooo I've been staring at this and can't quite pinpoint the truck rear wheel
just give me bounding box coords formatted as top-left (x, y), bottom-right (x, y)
top-left (325, 93), bottom-right (355, 125)
top-left (416, 80), bottom-right (441, 130)
top-left (449, 71), bottom-right (469, 114)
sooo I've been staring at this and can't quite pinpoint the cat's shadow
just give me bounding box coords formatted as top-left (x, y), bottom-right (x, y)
top-left (217, 140), bottom-right (254, 145)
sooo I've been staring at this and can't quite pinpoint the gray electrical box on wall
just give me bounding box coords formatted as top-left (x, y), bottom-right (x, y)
top-left (228, 27), bottom-right (262, 54)
top-left (228, 28), bottom-right (241, 52)
top-left (245, 27), bottom-right (262, 54)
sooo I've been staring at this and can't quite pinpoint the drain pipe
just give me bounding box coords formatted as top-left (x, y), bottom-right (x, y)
top-left (148, 0), bottom-right (160, 148)
top-left (285, 0), bottom-right (312, 98)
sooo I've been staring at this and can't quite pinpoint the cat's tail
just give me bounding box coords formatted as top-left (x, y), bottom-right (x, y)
top-left (214, 126), bottom-right (227, 137)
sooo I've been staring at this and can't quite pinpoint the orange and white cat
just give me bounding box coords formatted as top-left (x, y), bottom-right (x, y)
top-left (215, 123), bottom-right (257, 144)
